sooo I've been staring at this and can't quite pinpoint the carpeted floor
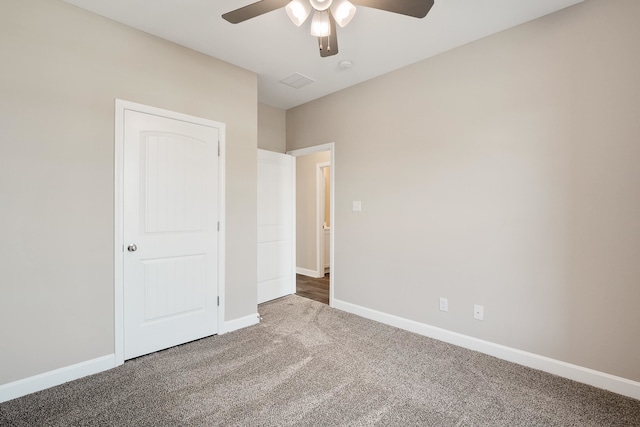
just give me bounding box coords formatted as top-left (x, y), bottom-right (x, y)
top-left (1, 295), bottom-right (639, 426)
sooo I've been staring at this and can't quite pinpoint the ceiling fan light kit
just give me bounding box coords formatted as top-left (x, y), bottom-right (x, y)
top-left (285, 0), bottom-right (356, 30)
top-left (285, 0), bottom-right (356, 37)
top-left (290, 0), bottom-right (355, 35)
top-left (223, 0), bottom-right (435, 57)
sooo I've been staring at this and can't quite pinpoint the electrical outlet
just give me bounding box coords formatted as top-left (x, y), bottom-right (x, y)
top-left (439, 298), bottom-right (448, 312)
top-left (474, 304), bottom-right (484, 321)
top-left (352, 201), bottom-right (362, 212)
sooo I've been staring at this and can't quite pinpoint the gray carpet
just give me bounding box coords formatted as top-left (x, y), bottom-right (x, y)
top-left (1, 295), bottom-right (639, 426)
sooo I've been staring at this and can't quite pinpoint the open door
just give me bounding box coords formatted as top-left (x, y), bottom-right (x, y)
top-left (257, 149), bottom-right (295, 303)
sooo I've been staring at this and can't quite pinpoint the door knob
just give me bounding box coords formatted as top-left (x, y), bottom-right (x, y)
top-left (127, 244), bottom-right (138, 252)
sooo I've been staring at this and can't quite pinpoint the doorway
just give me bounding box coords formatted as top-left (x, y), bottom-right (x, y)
top-left (288, 143), bottom-right (335, 307)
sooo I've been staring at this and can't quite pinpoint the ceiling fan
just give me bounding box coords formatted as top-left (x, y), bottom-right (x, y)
top-left (223, 0), bottom-right (435, 57)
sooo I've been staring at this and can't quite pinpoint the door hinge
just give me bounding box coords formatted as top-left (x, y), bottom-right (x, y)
top-left (218, 141), bottom-right (220, 157)
top-left (217, 221), bottom-right (220, 231)
top-left (217, 296), bottom-right (220, 307)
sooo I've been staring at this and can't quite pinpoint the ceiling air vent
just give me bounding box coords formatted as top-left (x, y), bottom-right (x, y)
top-left (279, 73), bottom-right (315, 89)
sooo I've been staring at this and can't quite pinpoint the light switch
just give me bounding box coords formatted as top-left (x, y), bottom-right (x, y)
top-left (352, 201), bottom-right (362, 212)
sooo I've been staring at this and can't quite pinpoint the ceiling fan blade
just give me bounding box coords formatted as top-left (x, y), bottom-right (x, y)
top-left (222, 0), bottom-right (291, 24)
top-left (319, 13), bottom-right (339, 57)
top-left (351, 0), bottom-right (434, 19)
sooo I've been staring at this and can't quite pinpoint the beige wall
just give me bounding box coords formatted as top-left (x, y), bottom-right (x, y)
top-left (0, 0), bottom-right (257, 384)
top-left (287, 0), bottom-right (640, 382)
top-left (258, 103), bottom-right (286, 153)
top-left (295, 151), bottom-right (330, 273)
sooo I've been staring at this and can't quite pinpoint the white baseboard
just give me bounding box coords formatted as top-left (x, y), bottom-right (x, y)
top-left (332, 298), bottom-right (640, 401)
top-left (1, 315), bottom-right (260, 403)
top-left (221, 313), bottom-right (260, 334)
top-left (0, 354), bottom-right (116, 403)
top-left (6, 304), bottom-right (637, 404)
top-left (296, 267), bottom-right (322, 278)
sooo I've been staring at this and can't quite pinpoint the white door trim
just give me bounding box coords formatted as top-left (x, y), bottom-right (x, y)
top-left (287, 143), bottom-right (335, 307)
top-left (114, 99), bottom-right (226, 366)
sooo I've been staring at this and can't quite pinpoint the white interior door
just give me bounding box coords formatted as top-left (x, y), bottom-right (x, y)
top-left (123, 109), bottom-right (220, 360)
top-left (257, 149), bottom-right (294, 304)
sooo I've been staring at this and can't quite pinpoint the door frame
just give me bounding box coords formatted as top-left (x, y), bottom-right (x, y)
top-left (114, 99), bottom-right (226, 366)
top-left (287, 143), bottom-right (335, 307)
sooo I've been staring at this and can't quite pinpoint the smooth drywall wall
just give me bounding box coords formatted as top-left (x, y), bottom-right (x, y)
top-left (286, 0), bottom-right (640, 382)
top-left (296, 151), bottom-right (330, 273)
top-left (0, 0), bottom-right (257, 384)
top-left (258, 103), bottom-right (286, 153)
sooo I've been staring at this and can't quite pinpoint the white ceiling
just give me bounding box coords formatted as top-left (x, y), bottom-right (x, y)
top-left (62, 0), bottom-right (583, 110)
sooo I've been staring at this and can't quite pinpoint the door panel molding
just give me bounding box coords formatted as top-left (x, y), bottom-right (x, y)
top-left (114, 99), bottom-right (225, 366)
